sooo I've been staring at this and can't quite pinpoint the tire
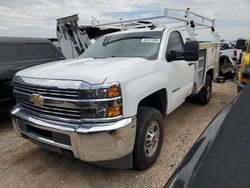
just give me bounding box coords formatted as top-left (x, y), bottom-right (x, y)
top-left (133, 107), bottom-right (164, 170)
top-left (196, 75), bottom-right (212, 105)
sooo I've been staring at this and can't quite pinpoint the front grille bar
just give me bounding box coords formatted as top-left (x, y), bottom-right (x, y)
top-left (17, 100), bottom-right (81, 114)
top-left (14, 83), bottom-right (79, 99)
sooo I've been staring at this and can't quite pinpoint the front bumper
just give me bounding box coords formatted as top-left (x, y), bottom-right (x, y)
top-left (11, 106), bottom-right (136, 169)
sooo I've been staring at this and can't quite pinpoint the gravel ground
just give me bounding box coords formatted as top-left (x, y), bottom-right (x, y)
top-left (0, 81), bottom-right (237, 188)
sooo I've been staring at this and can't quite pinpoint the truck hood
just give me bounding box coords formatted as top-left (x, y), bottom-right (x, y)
top-left (16, 57), bottom-right (153, 84)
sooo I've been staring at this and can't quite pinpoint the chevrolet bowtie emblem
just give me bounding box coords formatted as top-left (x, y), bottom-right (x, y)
top-left (30, 94), bottom-right (44, 107)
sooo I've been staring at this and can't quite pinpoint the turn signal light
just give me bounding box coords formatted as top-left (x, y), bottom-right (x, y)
top-left (107, 86), bottom-right (120, 98)
top-left (107, 106), bottom-right (121, 117)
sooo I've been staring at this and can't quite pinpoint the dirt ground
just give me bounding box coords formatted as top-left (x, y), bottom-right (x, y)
top-left (0, 81), bottom-right (237, 188)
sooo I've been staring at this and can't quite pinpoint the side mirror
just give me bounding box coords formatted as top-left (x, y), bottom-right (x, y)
top-left (184, 41), bottom-right (199, 61)
top-left (166, 50), bottom-right (178, 62)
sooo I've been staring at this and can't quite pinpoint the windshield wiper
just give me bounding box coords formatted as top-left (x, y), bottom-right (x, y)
top-left (90, 56), bottom-right (149, 60)
top-left (91, 56), bottom-right (117, 59)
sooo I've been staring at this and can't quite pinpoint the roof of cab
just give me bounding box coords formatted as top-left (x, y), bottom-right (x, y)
top-left (0, 37), bottom-right (51, 43)
top-left (105, 25), bottom-right (167, 36)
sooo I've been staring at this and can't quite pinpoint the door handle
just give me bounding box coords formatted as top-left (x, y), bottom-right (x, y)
top-left (188, 62), bottom-right (194, 66)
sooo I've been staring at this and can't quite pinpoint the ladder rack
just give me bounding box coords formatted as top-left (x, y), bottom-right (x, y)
top-left (56, 8), bottom-right (220, 59)
top-left (91, 8), bottom-right (220, 41)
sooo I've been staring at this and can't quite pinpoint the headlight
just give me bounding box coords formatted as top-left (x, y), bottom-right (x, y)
top-left (80, 83), bottom-right (121, 99)
top-left (79, 82), bottom-right (122, 119)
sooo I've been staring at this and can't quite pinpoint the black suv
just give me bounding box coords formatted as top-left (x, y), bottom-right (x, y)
top-left (0, 37), bottom-right (65, 113)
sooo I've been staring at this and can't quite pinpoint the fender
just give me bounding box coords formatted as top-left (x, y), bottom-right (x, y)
top-left (110, 61), bottom-right (170, 118)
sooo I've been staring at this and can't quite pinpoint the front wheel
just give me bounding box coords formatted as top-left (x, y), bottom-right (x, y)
top-left (133, 107), bottom-right (164, 170)
top-left (196, 75), bottom-right (212, 105)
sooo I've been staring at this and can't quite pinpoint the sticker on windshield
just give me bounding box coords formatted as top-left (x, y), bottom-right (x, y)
top-left (141, 38), bottom-right (161, 43)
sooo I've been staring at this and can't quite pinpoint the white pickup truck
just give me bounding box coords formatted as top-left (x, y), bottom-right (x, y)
top-left (11, 9), bottom-right (220, 170)
top-left (220, 41), bottom-right (241, 61)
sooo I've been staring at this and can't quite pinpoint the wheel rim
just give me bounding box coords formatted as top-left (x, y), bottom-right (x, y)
top-left (144, 120), bottom-right (160, 157)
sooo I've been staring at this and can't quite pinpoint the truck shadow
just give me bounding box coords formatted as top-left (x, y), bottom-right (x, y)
top-left (13, 146), bottom-right (144, 187)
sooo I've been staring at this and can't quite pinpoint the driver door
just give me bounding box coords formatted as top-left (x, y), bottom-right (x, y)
top-left (166, 31), bottom-right (195, 112)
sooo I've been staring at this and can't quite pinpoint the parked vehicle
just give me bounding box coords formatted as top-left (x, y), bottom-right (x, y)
top-left (237, 40), bottom-right (250, 92)
top-left (220, 41), bottom-right (241, 61)
top-left (11, 8), bottom-right (220, 169)
top-left (217, 41), bottom-right (240, 81)
top-left (0, 37), bottom-right (65, 113)
top-left (165, 83), bottom-right (250, 188)
top-left (235, 38), bottom-right (247, 63)
top-left (235, 38), bottom-right (247, 50)
top-left (218, 55), bottom-right (236, 81)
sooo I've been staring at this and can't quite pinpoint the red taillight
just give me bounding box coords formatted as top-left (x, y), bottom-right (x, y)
top-left (234, 50), bottom-right (237, 57)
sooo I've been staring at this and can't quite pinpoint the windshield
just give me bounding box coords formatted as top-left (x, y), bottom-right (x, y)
top-left (80, 31), bottom-right (163, 60)
top-left (220, 43), bottom-right (232, 50)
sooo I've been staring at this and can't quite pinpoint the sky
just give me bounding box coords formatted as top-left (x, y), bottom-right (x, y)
top-left (0, 0), bottom-right (249, 41)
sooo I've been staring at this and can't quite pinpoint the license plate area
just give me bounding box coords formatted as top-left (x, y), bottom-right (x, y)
top-left (18, 123), bottom-right (71, 146)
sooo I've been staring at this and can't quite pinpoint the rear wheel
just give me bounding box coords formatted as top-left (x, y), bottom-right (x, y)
top-left (133, 107), bottom-right (164, 170)
top-left (196, 75), bottom-right (212, 105)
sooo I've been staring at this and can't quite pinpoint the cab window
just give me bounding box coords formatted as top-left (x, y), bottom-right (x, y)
top-left (220, 43), bottom-right (232, 50)
top-left (166, 31), bottom-right (184, 54)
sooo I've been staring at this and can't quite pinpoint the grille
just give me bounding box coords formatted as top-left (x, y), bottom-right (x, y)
top-left (14, 83), bottom-right (80, 99)
top-left (14, 83), bottom-right (82, 122)
top-left (17, 100), bottom-right (82, 119)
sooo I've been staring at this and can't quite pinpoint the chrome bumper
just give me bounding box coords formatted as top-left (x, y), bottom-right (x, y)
top-left (11, 106), bottom-right (136, 167)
